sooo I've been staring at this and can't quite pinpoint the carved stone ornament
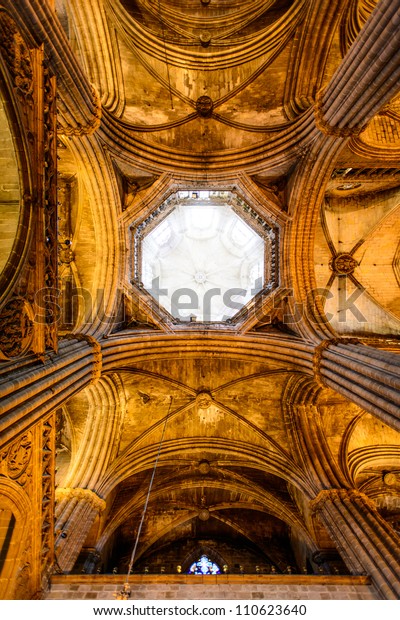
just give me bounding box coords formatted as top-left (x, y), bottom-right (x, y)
top-left (196, 392), bottom-right (213, 410)
top-left (59, 246), bottom-right (74, 264)
top-left (198, 459), bottom-right (211, 474)
top-left (5, 431), bottom-right (33, 479)
top-left (196, 95), bottom-right (214, 118)
top-left (0, 12), bottom-right (34, 105)
top-left (383, 472), bottom-right (399, 486)
top-left (199, 31), bottom-right (211, 47)
top-left (198, 508), bottom-right (210, 521)
top-left (329, 253), bottom-right (358, 275)
top-left (0, 297), bottom-right (34, 359)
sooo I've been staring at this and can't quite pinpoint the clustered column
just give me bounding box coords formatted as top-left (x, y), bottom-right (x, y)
top-left (54, 488), bottom-right (106, 573)
top-left (314, 340), bottom-right (400, 432)
top-left (311, 489), bottom-right (400, 600)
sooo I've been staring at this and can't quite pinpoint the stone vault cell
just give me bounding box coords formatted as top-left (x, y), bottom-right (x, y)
top-left (136, 190), bottom-right (278, 322)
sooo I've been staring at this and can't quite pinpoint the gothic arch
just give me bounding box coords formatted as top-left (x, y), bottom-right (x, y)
top-left (0, 478), bottom-right (32, 599)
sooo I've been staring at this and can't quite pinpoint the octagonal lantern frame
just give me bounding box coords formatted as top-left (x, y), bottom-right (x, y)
top-left (132, 189), bottom-right (280, 324)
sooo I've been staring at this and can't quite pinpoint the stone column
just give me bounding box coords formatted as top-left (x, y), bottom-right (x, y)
top-left (311, 489), bottom-right (400, 600)
top-left (315, 0), bottom-right (400, 135)
top-left (0, 336), bottom-right (100, 445)
top-left (54, 488), bottom-right (106, 573)
top-left (83, 548), bottom-right (101, 574)
top-left (314, 340), bottom-right (400, 432)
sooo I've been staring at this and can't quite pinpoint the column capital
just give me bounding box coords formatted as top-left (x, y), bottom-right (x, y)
top-left (313, 338), bottom-right (360, 387)
top-left (55, 487), bottom-right (106, 513)
top-left (314, 91), bottom-right (368, 137)
top-left (61, 333), bottom-right (102, 384)
top-left (310, 488), bottom-right (377, 514)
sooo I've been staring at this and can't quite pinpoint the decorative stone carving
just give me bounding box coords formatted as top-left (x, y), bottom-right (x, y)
top-left (329, 253), bottom-right (358, 275)
top-left (3, 431), bottom-right (33, 480)
top-left (311, 488), bottom-right (377, 514)
top-left (199, 32), bottom-right (211, 47)
top-left (55, 487), bottom-right (106, 514)
top-left (59, 245), bottom-right (74, 265)
top-left (0, 297), bottom-right (34, 359)
top-left (198, 508), bottom-right (210, 521)
top-left (196, 96), bottom-right (214, 118)
top-left (0, 12), bottom-right (34, 105)
top-left (196, 392), bottom-right (213, 410)
top-left (40, 416), bottom-right (55, 593)
top-left (198, 460), bottom-right (211, 474)
top-left (43, 64), bottom-right (59, 352)
top-left (383, 472), bottom-right (399, 486)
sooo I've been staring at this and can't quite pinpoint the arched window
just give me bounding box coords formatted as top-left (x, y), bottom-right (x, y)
top-left (188, 554), bottom-right (221, 575)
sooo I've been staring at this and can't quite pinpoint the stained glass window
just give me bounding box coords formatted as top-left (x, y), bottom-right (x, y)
top-left (188, 554), bottom-right (221, 575)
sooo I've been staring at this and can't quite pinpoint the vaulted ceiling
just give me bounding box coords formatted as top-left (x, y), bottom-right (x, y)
top-left (47, 0), bottom-right (400, 574)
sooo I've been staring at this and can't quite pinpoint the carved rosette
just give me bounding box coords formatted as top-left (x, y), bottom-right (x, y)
top-left (198, 508), bottom-right (210, 521)
top-left (196, 95), bottom-right (214, 118)
top-left (198, 459), bottom-right (211, 474)
top-left (196, 392), bottom-right (213, 410)
top-left (329, 253), bottom-right (358, 275)
top-left (0, 297), bottom-right (34, 359)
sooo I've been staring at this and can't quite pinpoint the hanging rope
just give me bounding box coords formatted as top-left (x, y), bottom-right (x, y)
top-left (157, 0), bottom-right (174, 110)
top-left (115, 396), bottom-right (173, 598)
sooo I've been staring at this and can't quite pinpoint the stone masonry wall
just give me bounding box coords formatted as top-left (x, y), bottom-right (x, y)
top-left (46, 575), bottom-right (379, 600)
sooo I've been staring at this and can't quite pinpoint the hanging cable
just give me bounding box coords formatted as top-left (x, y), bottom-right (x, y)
top-left (115, 396), bottom-right (173, 599)
top-left (157, 0), bottom-right (174, 110)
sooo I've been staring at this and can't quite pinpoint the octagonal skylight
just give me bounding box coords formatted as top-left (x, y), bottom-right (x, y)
top-left (138, 191), bottom-right (274, 322)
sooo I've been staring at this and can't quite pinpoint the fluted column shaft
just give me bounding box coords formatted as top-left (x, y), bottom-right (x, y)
top-left (311, 489), bottom-right (400, 599)
top-left (54, 488), bottom-right (106, 572)
top-left (316, 0), bottom-right (400, 132)
top-left (314, 341), bottom-right (400, 432)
